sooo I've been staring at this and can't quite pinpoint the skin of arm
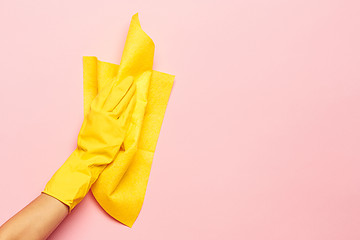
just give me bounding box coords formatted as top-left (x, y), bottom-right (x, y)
top-left (0, 193), bottom-right (69, 240)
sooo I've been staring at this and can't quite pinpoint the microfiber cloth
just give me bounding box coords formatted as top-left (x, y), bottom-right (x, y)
top-left (83, 13), bottom-right (174, 227)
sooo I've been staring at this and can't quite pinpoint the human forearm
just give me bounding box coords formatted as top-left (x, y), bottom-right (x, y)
top-left (0, 193), bottom-right (68, 240)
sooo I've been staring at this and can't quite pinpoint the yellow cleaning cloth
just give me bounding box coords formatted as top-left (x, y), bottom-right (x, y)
top-left (84, 13), bottom-right (174, 227)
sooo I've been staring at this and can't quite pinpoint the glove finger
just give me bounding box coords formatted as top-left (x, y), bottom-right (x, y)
top-left (103, 76), bottom-right (134, 112)
top-left (112, 82), bottom-right (136, 117)
top-left (91, 76), bottom-right (117, 111)
top-left (118, 94), bottom-right (136, 131)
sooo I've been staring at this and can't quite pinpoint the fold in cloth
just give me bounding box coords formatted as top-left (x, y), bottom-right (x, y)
top-left (83, 13), bottom-right (174, 227)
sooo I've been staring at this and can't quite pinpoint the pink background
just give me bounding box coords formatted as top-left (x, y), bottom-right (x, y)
top-left (1, 0), bottom-right (360, 239)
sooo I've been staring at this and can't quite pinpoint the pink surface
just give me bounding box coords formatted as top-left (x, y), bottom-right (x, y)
top-left (1, 0), bottom-right (360, 239)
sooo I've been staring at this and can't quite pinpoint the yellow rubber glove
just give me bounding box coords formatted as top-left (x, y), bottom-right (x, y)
top-left (84, 13), bottom-right (175, 227)
top-left (42, 74), bottom-right (136, 211)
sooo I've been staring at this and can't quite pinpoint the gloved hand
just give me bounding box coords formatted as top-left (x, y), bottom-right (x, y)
top-left (42, 74), bottom-right (136, 211)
